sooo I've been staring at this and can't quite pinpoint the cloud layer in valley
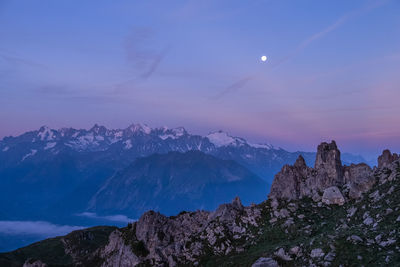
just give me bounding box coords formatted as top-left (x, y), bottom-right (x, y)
top-left (76, 212), bottom-right (136, 223)
top-left (0, 221), bottom-right (83, 237)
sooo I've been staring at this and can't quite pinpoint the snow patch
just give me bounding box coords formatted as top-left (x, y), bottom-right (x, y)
top-left (44, 142), bottom-right (57, 150)
top-left (248, 142), bottom-right (273, 149)
top-left (159, 134), bottom-right (175, 140)
top-left (22, 149), bottom-right (37, 161)
top-left (95, 135), bottom-right (104, 141)
top-left (171, 127), bottom-right (186, 137)
top-left (2, 146), bottom-right (9, 152)
top-left (207, 131), bottom-right (245, 147)
top-left (124, 140), bottom-right (132, 149)
top-left (159, 127), bottom-right (186, 140)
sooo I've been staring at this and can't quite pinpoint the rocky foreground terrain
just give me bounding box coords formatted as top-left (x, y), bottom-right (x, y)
top-left (1, 141), bottom-right (399, 267)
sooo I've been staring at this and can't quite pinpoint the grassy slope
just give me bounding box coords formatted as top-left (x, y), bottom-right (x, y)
top-left (0, 226), bottom-right (116, 267)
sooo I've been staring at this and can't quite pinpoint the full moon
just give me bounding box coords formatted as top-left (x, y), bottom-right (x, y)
top-left (261, 55), bottom-right (267, 62)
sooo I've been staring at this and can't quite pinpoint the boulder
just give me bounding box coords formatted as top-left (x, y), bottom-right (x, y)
top-left (251, 257), bottom-right (279, 267)
top-left (321, 186), bottom-right (345, 205)
top-left (310, 248), bottom-right (325, 258)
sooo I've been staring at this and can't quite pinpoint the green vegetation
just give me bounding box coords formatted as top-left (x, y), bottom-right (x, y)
top-left (0, 226), bottom-right (116, 267)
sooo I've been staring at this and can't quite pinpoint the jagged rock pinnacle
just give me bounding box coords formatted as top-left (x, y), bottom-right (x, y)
top-left (378, 149), bottom-right (399, 168)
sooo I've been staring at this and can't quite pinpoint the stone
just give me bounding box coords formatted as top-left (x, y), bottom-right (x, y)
top-left (310, 248), bottom-right (325, 258)
top-left (275, 247), bottom-right (292, 261)
top-left (369, 190), bottom-right (381, 202)
top-left (312, 192), bottom-right (322, 202)
top-left (278, 208), bottom-right (290, 218)
top-left (324, 252), bottom-right (336, 261)
top-left (349, 235), bottom-right (363, 243)
top-left (270, 198), bottom-right (279, 210)
top-left (347, 207), bottom-right (357, 217)
top-left (251, 257), bottom-right (279, 267)
top-left (363, 217), bottom-right (374, 226)
top-left (386, 208), bottom-right (393, 215)
top-left (380, 239), bottom-right (396, 247)
top-left (23, 260), bottom-right (47, 267)
top-left (322, 186), bottom-right (345, 205)
top-left (289, 246), bottom-right (301, 256)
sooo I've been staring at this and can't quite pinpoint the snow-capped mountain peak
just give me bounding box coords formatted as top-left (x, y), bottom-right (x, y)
top-left (206, 131), bottom-right (246, 147)
top-left (127, 123), bottom-right (152, 134)
top-left (156, 126), bottom-right (187, 140)
top-left (37, 126), bottom-right (55, 141)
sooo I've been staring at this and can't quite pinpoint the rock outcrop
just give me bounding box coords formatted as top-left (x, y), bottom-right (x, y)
top-left (343, 163), bottom-right (375, 199)
top-left (378, 149), bottom-right (399, 168)
top-left (268, 155), bottom-right (313, 200)
top-left (270, 141), bottom-right (375, 202)
top-left (314, 141), bottom-right (343, 186)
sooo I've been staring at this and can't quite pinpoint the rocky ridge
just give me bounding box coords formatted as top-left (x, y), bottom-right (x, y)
top-left (1, 141), bottom-right (399, 266)
top-left (269, 141), bottom-right (376, 203)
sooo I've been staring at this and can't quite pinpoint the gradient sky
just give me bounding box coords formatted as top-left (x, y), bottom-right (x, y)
top-left (1, 0), bottom-right (399, 158)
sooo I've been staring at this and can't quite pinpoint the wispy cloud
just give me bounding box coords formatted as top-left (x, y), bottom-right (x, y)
top-left (112, 28), bottom-right (170, 93)
top-left (213, 76), bottom-right (252, 99)
top-left (0, 52), bottom-right (47, 69)
top-left (140, 46), bottom-right (170, 79)
top-left (76, 212), bottom-right (136, 223)
top-left (124, 28), bottom-right (169, 79)
top-left (272, 0), bottom-right (388, 68)
top-left (0, 221), bottom-right (83, 236)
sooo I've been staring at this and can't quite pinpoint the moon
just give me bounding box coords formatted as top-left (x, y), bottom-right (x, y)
top-left (261, 55), bottom-right (267, 62)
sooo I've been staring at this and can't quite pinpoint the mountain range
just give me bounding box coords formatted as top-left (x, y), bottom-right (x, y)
top-left (0, 124), bottom-right (369, 215)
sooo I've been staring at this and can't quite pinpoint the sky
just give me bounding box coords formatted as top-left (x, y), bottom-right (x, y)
top-left (0, 0), bottom-right (399, 158)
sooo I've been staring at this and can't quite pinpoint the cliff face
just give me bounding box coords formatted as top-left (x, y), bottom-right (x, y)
top-left (1, 142), bottom-right (400, 267)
